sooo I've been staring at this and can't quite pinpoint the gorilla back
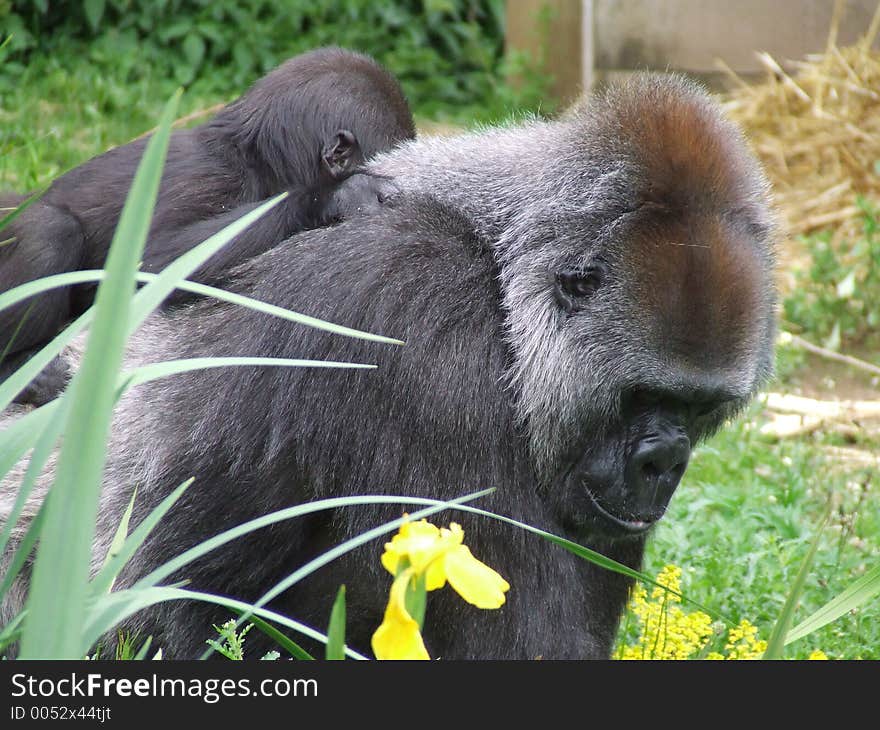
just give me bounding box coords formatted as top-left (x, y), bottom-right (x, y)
top-left (1, 75), bottom-right (777, 659)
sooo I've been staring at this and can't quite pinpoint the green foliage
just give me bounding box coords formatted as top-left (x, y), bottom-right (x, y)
top-left (783, 198), bottom-right (880, 350)
top-left (18, 90), bottom-right (180, 660)
top-left (326, 585), bottom-right (347, 660)
top-left (206, 619), bottom-right (253, 661)
top-left (1, 0), bottom-right (553, 123)
top-left (772, 338), bottom-right (807, 385)
top-left (113, 630), bottom-right (140, 660)
top-left (623, 413), bottom-right (880, 659)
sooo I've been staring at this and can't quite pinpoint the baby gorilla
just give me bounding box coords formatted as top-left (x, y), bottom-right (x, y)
top-left (0, 46), bottom-right (414, 402)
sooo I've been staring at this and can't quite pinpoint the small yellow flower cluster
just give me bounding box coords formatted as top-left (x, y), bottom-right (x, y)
top-left (618, 564), bottom-right (713, 660)
top-left (705, 619), bottom-right (768, 660)
top-left (618, 564), bottom-right (829, 661)
top-left (371, 519), bottom-right (509, 660)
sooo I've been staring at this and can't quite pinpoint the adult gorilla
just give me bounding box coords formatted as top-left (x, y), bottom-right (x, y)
top-left (0, 74), bottom-right (777, 659)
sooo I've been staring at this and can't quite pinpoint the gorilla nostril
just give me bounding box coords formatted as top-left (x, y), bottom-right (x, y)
top-left (632, 434), bottom-right (691, 507)
top-left (641, 461), bottom-right (662, 483)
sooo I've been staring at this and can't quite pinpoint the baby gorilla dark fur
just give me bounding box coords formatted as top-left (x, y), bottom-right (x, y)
top-left (0, 74), bottom-right (777, 659)
top-left (0, 47), bottom-right (414, 402)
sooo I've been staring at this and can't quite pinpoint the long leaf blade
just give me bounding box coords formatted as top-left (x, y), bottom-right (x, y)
top-left (763, 514), bottom-right (828, 659)
top-left (98, 488), bottom-right (138, 594)
top-left (326, 585), bottom-right (346, 660)
top-left (0, 188), bottom-right (46, 233)
top-left (0, 268), bottom-right (403, 353)
top-left (123, 357), bottom-right (375, 389)
top-left (785, 561), bottom-right (880, 645)
top-left (135, 492), bottom-right (494, 591)
top-left (83, 586), bottom-right (368, 661)
top-left (20, 90), bottom-right (180, 659)
top-left (243, 614), bottom-right (314, 660)
top-left (90, 479), bottom-right (193, 596)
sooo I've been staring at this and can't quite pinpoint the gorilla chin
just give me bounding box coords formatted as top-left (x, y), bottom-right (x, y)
top-left (561, 459), bottom-right (687, 541)
top-left (561, 400), bottom-right (702, 540)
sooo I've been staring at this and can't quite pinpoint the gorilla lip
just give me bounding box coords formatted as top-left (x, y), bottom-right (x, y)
top-left (583, 487), bottom-right (655, 535)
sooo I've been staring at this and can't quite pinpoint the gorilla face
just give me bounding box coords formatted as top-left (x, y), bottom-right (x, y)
top-left (497, 85), bottom-right (777, 542)
top-left (530, 191), bottom-right (774, 541)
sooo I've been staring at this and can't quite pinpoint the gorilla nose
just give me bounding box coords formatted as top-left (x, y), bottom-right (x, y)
top-left (628, 432), bottom-right (691, 516)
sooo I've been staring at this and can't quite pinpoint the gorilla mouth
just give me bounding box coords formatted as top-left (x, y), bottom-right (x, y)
top-left (582, 486), bottom-right (657, 535)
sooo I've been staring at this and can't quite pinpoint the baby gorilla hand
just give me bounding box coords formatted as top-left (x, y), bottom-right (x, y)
top-left (323, 173), bottom-right (399, 222)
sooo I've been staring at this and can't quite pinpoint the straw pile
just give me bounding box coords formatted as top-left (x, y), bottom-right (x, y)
top-left (719, 1), bottom-right (880, 255)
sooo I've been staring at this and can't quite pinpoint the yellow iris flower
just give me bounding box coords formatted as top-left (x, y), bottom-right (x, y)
top-left (371, 519), bottom-right (510, 660)
top-left (371, 567), bottom-right (430, 660)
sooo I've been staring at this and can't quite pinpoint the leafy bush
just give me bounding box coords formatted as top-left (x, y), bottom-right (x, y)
top-left (783, 198), bottom-right (880, 351)
top-left (0, 0), bottom-right (554, 123)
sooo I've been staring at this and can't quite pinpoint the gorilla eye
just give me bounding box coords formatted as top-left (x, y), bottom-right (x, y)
top-left (555, 267), bottom-right (604, 311)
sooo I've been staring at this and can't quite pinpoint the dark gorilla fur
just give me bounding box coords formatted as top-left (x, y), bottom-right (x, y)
top-left (0, 74), bottom-right (777, 659)
top-left (0, 195), bottom-right (82, 404)
top-left (0, 47), bottom-right (414, 400)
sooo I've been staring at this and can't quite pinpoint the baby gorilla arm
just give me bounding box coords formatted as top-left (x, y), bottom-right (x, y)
top-left (12, 171), bottom-right (398, 405)
top-left (142, 171), bottom-right (398, 305)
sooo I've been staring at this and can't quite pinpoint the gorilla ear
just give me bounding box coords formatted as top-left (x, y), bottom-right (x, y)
top-left (322, 129), bottom-right (362, 180)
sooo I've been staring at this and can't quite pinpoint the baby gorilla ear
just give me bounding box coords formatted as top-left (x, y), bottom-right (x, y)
top-left (322, 129), bottom-right (362, 180)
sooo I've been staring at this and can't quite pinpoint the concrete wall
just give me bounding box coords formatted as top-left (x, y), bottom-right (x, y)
top-left (506, 0), bottom-right (585, 103)
top-left (506, 0), bottom-right (880, 100)
top-left (593, 0), bottom-right (879, 74)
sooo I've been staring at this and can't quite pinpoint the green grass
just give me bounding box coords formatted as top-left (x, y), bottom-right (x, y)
top-left (0, 56), bottom-right (224, 191)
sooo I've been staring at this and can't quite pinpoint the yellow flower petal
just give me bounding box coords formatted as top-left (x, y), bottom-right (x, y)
top-left (371, 618), bottom-right (429, 660)
top-left (371, 571), bottom-right (430, 660)
top-left (381, 548), bottom-right (401, 576)
top-left (440, 523), bottom-right (466, 544)
top-left (381, 519), bottom-right (446, 574)
top-left (443, 544), bottom-right (510, 609)
top-left (424, 558), bottom-right (447, 591)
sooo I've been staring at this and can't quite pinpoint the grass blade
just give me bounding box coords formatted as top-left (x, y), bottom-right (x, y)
top-left (0, 268), bottom-right (404, 355)
top-left (123, 357), bottom-right (374, 389)
top-left (0, 496), bottom-right (47, 602)
top-left (20, 90), bottom-right (180, 659)
top-left (0, 188), bottom-right (46, 233)
top-left (0, 400), bottom-right (57, 484)
top-left (763, 514), bottom-right (828, 659)
top-left (90, 479), bottom-right (193, 596)
top-left (82, 586), bottom-right (368, 660)
top-left (241, 613), bottom-right (314, 660)
top-left (132, 636), bottom-right (154, 661)
top-left (0, 397), bottom-right (69, 568)
top-left (785, 562), bottom-right (880, 645)
top-left (124, 199), bottom-right (397, 346)
top-left (0, 611), bottom-right (24, 654)
top-left (98, 488), bottom-right (138, 594)
top-left (0, 310), bottom-right (92, 412)
top-left (326, 585), bottom-right (346, 660)
top-left (0, 270), bottom-right (112, 314)
top-left (164, 279), bottom-right (404, 344)
top-left (136, 492), bottom-right (493, 591)
top-left (445, 502), bottom-right (730, 623)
